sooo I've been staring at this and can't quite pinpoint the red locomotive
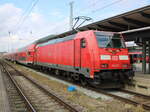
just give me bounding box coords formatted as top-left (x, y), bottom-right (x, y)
top-left (4, 30), bottom-right (134, 88)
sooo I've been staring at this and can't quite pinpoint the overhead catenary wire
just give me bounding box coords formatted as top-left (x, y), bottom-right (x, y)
top-left (76, 0), bottom-right (125, 16)
top-left (74, 0), bottom-right (101, 16)
top-left (70, 0), bottom-right (125, 29)
top-left (90, 0), bottom-right (125, 14)
top-left (17, 0), bottom-right (125, 37)
top-left (49, 0), bottom-right (126, 34)
top-left (14, 0), bottom-right (34, 32)
top-left (15, 0), bottom-right (39, 33)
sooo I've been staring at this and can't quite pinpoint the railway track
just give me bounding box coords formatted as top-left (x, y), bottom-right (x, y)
top-left (5, 60), bottom-right (150, 111)
top-left (0, 60), bottom-right (81, 112)
top-left (0, 62), bottom-right (35, 112)
top-left (31, 63), bottom-right (150, 110)
top-left (92, 88), bottom-right (150, 110)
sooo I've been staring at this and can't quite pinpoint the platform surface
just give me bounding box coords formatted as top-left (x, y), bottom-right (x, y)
top-left (134, 72), bottom-right (150, 87)
top-left (125, 72), bottom-right (150, 95)
top-left (135, 72), bottom-right (150, 78)
top-left (0, 70), bottom-right (11, 112)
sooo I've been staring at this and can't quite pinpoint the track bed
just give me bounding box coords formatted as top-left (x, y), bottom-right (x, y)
top-left (0, 60), bottom-right (81, 112)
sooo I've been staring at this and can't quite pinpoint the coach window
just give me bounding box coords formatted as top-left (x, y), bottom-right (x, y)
top-left (81, 38), bottom-right (86, 48)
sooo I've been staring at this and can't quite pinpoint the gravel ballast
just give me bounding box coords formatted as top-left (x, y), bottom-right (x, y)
top-left (8, 62), bottom-right (148, 112)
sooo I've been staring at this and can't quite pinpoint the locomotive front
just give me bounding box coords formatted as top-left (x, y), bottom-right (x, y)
top-left (93, 32), bottom-right (134, 87)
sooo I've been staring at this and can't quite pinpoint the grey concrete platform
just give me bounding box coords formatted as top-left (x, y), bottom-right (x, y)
top-left (0, 70), bottom-right (11, 112)
top-left (135, 72), bottom-right (150, 78)
top-left (125, 72), bottom-right (150, 95)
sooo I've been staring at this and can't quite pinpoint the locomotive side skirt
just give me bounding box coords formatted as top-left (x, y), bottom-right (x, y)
top-left (35, 62), bottom-right (91, 78)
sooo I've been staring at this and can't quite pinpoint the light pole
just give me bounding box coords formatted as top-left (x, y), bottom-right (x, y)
top-left (69, 1), bottom-right (74, 30)
top-left (8, 31), bottom-right (11, 52)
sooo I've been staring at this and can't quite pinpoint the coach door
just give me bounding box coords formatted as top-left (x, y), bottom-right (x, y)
top-left (34, 46), bottom-right (39, 64)
top-left (74, 38), bottom-right (86, 69)
top-left (74, 39), bottom-right (81, 69)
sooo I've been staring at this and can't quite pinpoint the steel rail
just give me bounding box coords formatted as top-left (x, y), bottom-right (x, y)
top-left (120, 89), bottom-right (150, 100)
top-left (0, 62), bottom-right (37, 112)
top-left (86, 87), bottom-right (150, 110)
top-left (4, 61), bottom-right (81, 112)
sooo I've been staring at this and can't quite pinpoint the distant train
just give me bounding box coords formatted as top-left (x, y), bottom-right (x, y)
top-left (129, 51), bottom-right (150, 63)
top-left (4, 30), bottom-right (134, 88)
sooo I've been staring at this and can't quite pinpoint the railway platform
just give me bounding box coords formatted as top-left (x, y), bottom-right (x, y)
top-left (125, 72), bottom-right (150, 96)
top-left (0, 70), bottom-right (11, 112)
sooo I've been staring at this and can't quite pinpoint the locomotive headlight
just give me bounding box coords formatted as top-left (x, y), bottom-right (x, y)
top-left (100, 55), bottom-right (111, 60)
top-left (119, 55), bottom-right (129, 60)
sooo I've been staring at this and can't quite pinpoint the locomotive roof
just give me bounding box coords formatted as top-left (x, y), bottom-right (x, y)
top-left (34, 34), bottom-right (56, 44)
top-left (34, 30), bottom-right (120, 45)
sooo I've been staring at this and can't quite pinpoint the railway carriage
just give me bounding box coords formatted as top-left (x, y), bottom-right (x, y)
top-left (5, 44), bottom-right (36, 64)
top-left (15, 44), bottom-right (36, 64)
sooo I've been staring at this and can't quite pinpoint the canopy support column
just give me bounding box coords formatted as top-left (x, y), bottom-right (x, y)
top-left (148, 40), bottom-right (150, 74)
top-left (142, 40), bottom-right (146, 74)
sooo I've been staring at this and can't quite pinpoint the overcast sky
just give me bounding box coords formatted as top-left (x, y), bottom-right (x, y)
top-left (0, 0), bottom-right (149, 52)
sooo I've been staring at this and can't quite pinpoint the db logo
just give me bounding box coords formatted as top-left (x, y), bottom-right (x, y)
top-left (112, 56), bottom-right (118, 60)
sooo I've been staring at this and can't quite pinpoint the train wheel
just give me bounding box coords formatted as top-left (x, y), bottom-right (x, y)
top-left (66, 72), bottom-right (72, 81)
top-left (62, 71), bottom-right (67, 77)
top-left (55, 70), bottom-right (59, 75)
top-left (67, 75), bottom-right (72, 81)
top-left (80, 76), bottom-right (88, 86)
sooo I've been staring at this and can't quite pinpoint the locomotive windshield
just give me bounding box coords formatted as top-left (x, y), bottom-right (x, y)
top-left (96, 34), bottom-right (125, 48)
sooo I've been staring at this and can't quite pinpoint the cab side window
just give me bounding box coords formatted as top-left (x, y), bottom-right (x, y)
top-left (81, 38), bottom-right (86, 48)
